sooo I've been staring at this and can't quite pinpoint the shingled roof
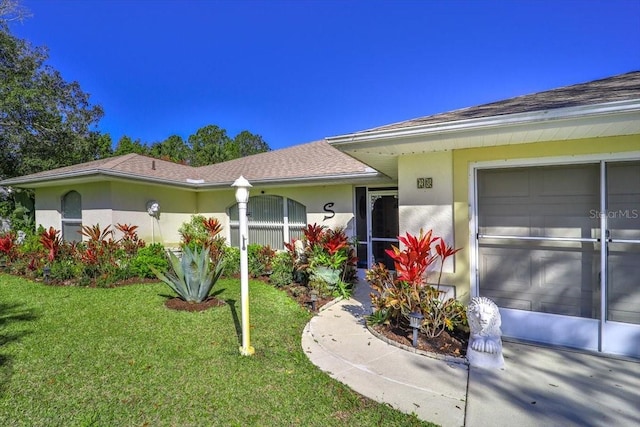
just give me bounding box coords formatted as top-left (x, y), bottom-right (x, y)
top-left (359, 71), bottom-right (640, 133)
top-left (0, 140), bottom-right (382, 188)
top-left (199, 140), bottom-right (378, 183)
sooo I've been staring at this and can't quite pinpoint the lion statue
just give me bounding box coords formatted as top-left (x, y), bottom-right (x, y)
top-left (466, 296), bottom-right (505, 369)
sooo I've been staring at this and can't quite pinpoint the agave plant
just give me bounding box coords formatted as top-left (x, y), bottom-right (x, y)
top-left (151, 245), bottom-right (223, 303)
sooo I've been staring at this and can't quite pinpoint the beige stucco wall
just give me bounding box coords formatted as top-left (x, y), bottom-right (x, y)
top-left (35, 182), bottom-right (113, 238)
top-left (197, 184), bottom-right (356, 244)
top-left (398, 151), bottom-right (455, 275)
top-left (109, 182), bottom-right (198, 246)
top-left (388, 134), bottom-right (640, 303)
top-left (451, 134), bottom-right (640, 303)
top-left (34, 181), bottom-right (198, 246)
top-left (35, 180), bottom-right (355, 247)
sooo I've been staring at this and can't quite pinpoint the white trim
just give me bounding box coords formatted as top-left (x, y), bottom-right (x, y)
top-left (1, 169), bottom-right (385, 189)
top-left (599, 161), bottom-right (607, 352)
top-left (327, 99), bottom-right (640, 145)
top-left (468, 166), bottom-right (479, 296)
top-left (470, 150), bottom-right (640, 170)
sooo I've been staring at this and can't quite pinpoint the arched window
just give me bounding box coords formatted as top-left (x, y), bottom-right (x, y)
top-left (229, 195), bottom-right (306, 249)
top-left (61, 191), bottom-right (82, 242)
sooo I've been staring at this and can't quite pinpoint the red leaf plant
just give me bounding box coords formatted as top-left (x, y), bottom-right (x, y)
top-left (202, 217), bottom-right (223, 238)
top-left (79, 224), bottom-right (113, 243)
top-left (39, 227), bottom-right (61, 263)
top-left (434, 237), bottom-right (462, 288)
top-left (0, 232), bottom-right (17, 262)
top-left (368, 228), bottom-right (465, 337)
top-left (302, 223), bottom-right (325, 247)
top-left (385, 229), bottom-right (438, 289)
top-left (80, 246), bottom-right (100, 266)
top-left (115, 223), bottom-right (145, 255)
top-left (115, 223), bottom-right (139, 240)
top-left (323, 235), bottom-right (348, 255)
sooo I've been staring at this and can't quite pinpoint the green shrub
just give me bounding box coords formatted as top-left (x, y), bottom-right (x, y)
top-left (270, 251), bottom-right (293, 287)
top-left (130, 243), bottom-right (169, 278)
top-left (150, 245), bottom-right (223, 303)
top-left (178, 215), bottom-right (210, 247)
top-left (178, 215), bottom-right (223, 251)
top-left (221, 246), bottom-right (240, 277)
top-left (247, 244), bottom-right (275, 278)
top-left (50, 259), bottom-right (82, 282)
top-left (284, 224), bottom-right (357, 289)
top-left (16, 229), bottom-right (42, 257)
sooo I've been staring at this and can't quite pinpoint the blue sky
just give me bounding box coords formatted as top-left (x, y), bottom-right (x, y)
top-left (9, 0), bottom-right (640, 150)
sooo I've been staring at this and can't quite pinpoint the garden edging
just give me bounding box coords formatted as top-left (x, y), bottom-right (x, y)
top-left (366, 323), bottom-right (469, 366)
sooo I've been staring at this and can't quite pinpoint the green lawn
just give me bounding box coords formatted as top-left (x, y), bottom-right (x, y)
top-left (0, 274), bottom-right (432, 426)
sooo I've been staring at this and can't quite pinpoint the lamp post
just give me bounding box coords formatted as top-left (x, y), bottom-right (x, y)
top-left (408, 311), bottom-right (424, 348)
top-left (232, 176), bottom-right (254, 356)
top-left (310, 289), bottom-right (318, 312)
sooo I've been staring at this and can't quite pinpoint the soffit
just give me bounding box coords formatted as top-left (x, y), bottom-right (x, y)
top-left (333, 107), bottom-right (640, 179)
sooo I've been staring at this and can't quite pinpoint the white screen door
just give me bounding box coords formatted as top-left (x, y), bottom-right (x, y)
top-left (475, 160), bottom-right (640, 358)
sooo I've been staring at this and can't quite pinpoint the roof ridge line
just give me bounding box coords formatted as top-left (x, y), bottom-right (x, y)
top-left (102, 153), bottom-right (141, 169)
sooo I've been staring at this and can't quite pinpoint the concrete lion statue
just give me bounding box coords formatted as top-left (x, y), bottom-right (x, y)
top-left (466, 296), bottom-right (505, 369)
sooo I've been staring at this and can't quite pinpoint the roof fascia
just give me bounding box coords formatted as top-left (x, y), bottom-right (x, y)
top-left (0, 169), bottom-right (200, 189)
top-left (326, 99), bottom-right (640, 147)
top-left (194, 171), bottom-right (388, 190)
top-left (1, 169), bottom-right (387, 190)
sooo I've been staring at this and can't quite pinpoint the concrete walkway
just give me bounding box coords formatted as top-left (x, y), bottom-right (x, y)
top-left (301, 283), bottom-right (640, 427)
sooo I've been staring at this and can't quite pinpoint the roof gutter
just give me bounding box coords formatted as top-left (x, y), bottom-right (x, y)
top-left (326, 99), bottom-right (640, 146)
top-left (0, 169), bottom-right (202, 188)
top-left (1, 168), bottom-right (385, 189)
top-left (194, 170), bottom-right (386, 190)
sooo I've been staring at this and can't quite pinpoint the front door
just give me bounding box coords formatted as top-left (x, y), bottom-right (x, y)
top-left (475, 160), bottom-right (640, 358)
top-left (368, 190), bottom-right (399, 270)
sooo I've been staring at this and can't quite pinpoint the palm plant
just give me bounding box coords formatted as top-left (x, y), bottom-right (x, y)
top-left (151, 245), bottom-right (223, 303)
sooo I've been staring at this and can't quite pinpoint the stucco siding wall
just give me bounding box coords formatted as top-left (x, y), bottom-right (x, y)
top-left (109, 182), bottom-right (197, 247)
top-left (34, 187), bottom-right (63, 231)
top-left (197, 184), bottom-right (356, 244)
top-left (398, 151), bottom-right (455, 275)
top-left (34, 182), bottom-right (113, 236)
top-left (196, 190), bottom-right (236, 243)
top-left (452, 134), bottom-right (640, 304)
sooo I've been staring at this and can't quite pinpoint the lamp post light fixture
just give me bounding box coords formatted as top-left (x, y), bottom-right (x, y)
top-left (232, 176), bottom-right (254, 356)
top-left (408, 311), bottom-right (424, 348)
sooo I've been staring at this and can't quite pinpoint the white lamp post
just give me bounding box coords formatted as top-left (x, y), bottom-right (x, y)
top-left (232, 176), bottom-right (254, 356)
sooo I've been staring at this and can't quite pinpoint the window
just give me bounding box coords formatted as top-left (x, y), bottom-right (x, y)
top-left (61, 191), bottom-right (82, 242)
top-left (229, 195), bottom-right (306, 249)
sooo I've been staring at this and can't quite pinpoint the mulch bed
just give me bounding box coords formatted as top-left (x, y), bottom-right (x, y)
top-left (281, 284), bottom-right (335, 312)
top-left (164, 296), bottom-right (226, 312)
top-left (372, 323), bottom-right (469, 358)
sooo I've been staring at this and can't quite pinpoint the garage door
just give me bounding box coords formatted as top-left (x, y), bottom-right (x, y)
top-left (476, 160), bottom-right (640, 358)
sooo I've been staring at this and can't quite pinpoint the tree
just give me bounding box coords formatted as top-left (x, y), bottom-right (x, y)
top-left (80, 132), bottom-right (113, 161)
top-left (0, 1), bottom-right (105, 179)
top-left (232, 130), bottom-right (270, 158)
top-left (149, 135), bottom-right (189, 164)
top-left (113, 136), bottom-right (148, 156)
top-left (188, 125), bottom-right (233, 166)
top-left (0, 0), bottom-right (29, 23)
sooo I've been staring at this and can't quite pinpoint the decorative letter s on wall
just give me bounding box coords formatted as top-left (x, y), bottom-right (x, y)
top-left (323, 202), bottom-right (335, 221)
